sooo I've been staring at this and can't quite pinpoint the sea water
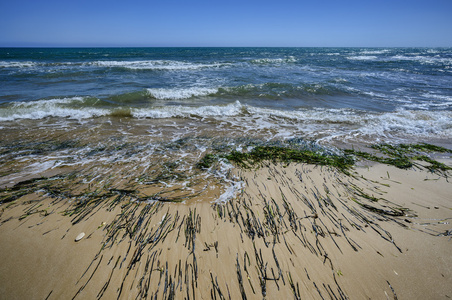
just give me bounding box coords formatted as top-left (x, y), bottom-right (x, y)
top-left (1, 47), bottom-right (451, 145)
top-left (1, 47), bottom-right (451, 195)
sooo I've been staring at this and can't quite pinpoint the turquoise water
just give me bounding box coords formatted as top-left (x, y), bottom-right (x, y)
top-left (0, 47), bottom-right (451, 145)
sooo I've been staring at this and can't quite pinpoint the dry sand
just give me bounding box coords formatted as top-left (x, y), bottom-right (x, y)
top-left (0, 160), bottom-right (451, 299)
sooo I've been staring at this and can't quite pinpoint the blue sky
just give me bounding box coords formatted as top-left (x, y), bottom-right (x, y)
top-left (1, 0), bottom-right (451, 47)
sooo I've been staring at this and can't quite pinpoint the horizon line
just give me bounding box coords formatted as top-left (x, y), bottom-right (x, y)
top-left (1, 45), bottom-right (451, 49)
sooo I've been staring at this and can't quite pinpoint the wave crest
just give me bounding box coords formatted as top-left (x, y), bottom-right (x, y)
top-left (133, 101), bottom-right (244, 118)
top-left (90, 60), bottom-right (229, 70)
top-left (146, 87), bottom-right (218, 100)
top-left (0, 61), bottom-right (37, 68)
top-left (0, 97), bottom-right (108, 121)
top-left (1, 98), bottom-right (450, 145)
top-left (249, 56), bottom-right (297, 65)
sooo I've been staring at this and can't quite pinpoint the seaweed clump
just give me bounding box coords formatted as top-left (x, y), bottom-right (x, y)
top-left (196, 153), bottom-right (218, 169)
top-left (196, 142), bottom-right (451, 177)
top-left (345, 143), bottom-right (452, 175)
top-left (225, 146), bottom-right (354, 173)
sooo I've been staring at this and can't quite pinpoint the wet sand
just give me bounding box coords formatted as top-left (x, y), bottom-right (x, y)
top-left (1, 157), bottom-right (451, 299)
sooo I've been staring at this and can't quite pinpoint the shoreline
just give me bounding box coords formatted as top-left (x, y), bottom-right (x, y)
top-left (1, 153), bottom-right (451, 299)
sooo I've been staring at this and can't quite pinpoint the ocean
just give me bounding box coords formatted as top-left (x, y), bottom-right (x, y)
top-left (1, 47), bottom-right (451, 145)
top-left (1, 47), bottom-right (451, 195)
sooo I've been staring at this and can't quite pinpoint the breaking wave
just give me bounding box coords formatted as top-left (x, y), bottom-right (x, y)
top-left (146, 87), bottom-right (218, 100)
top-left (249, 56), bottom-right (297, 65)
top-left (89, 60), bottom-right (230, 70)
top-left (0, 97), bottom-right (108, 121)
top-left (2, 98), bottom-right (450, 145)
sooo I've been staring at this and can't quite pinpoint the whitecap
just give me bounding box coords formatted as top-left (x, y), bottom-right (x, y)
top-left (347, 56), bottom-right (378, 61)
top-left (421, 93), bottom-right (452, 101)
top-left (89, 60), bottom-right (228, 70)
top-left (249, 56), bottom-right (297, 64)
top-left (0, 61), bottom-right (37, 68)
top-left (387, 55), bottom-right (452, 64)
top-left (359, 49), bottom-right (390, 55)
top-left (132, 100), bottom-right (243, 119)
top-left (0, 97), bottom-right (108, 121)
top-left (146, 87), bottom-right (218, 100)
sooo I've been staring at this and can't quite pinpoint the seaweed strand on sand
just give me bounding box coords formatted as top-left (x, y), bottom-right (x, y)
top-left (0, 140), bottom-right (450, 299)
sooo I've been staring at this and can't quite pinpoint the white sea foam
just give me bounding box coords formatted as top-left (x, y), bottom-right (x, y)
top-left (387, 55), bottom-right (452, 64)
top-left (357, 110), bottom-right (452, 139)
top-left (1, 60), bottom-right (231, 71)
top-left (1, 97), bottom-right (450, 145)
top-left (0, 61), bottom-right (82, 69)
top-left (359, 49), bottom-right (390, 55)
top-left (347, 52), bottom-right (452, 64)
top-left (0, 108), bottom-right (105, 121)
top-left (133, 100), bottom-right (243, 119)
top-left (421, 93), bottom-right (452, 101)
top-left (89, 60), bottom-right (228, 70)
top-left (130, 101), bottom-right (452, 142)
top-left (245, 105), bottom-right (362, 124)
top-left (249, 56), bottom-right (297, 64)
top-left (347, 53), bottom-right (452, 64)
top-left (0, 97), bottom-right (107, 121)
top-left (0, 61), bottom-right (37, 68)
top-left (229, 105), bottom-right (452, 143)
top-left (347, 56), bottom-right (378, 61)
top-left (213, 159), bottom-right (243, 204)
top-left (26, 160), bottom-right (60, 175)
top-left (146, 87), bottom-right (218, 100)
top-left (11, 97), bottom-right (87, 107)
top-left (361, 91), bottom-right (387, 98)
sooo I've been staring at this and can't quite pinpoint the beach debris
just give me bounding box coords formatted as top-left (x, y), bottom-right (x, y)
top-left (345, 143), bottom-right (452, 176)
top-left (97, 222), bottom-right (106, 229)
top-left (225, 145), bottom-right (354, 173)
top-left (387, 280), bottom-right (399, 299)
top-left (75, 232), bottom-right (85, 242)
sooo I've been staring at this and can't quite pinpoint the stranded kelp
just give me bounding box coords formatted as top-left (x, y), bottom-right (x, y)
top-left (225, 146), bottom-right (354, 172)
top-left (344, 143), bottom-right (452, 176)
top-left (2, 140), bottom-right (450, 207)
top-left (199, 142), bottom-right (451, 177)
top-left (197, 138), bottom-right (354, 172)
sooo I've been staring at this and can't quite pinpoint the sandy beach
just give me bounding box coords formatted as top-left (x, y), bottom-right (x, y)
top-left (1, 148), bottom-right (451, 299)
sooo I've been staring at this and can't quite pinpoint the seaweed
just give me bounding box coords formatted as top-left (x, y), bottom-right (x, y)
top-left (224, 146), bottom-right (354, 173)
top-left (345, 143), bottom-right (451, 175)
top-left (196, 153), bottom-right (218, 169)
